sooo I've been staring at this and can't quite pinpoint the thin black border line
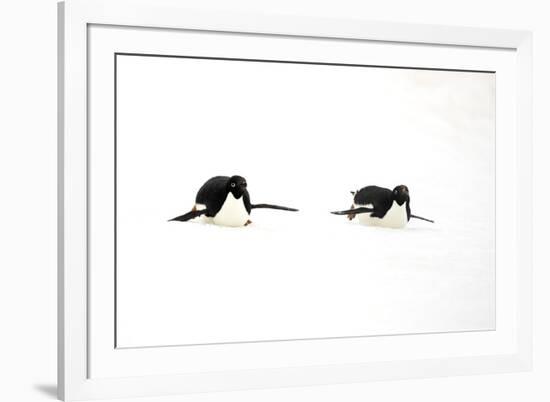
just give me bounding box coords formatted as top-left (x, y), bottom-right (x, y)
top-left (113, 53), bottom-right (496, 350)
top-left (114, 53), bottom-right (118, 349)
top-left (116, 52), bottom-right (495, 74)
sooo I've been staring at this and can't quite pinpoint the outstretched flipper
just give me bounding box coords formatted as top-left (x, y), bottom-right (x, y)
top-left (251, 204), bottom-right (298, 212)
top-left (169, 208), bottom-right (208, 222)
top-left (410, 214), bottom-right (435, 223)
top-left (331, 207), bottom-right (373, 216)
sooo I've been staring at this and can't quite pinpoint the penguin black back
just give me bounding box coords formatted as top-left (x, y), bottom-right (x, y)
top-left (196, 175), bottom-right (251, 217)
top-left (353, 185), bottom-right (411, 220)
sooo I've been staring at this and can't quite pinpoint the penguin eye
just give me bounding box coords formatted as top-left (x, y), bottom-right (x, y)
top-left (231, 182), bottom-right (236, 188)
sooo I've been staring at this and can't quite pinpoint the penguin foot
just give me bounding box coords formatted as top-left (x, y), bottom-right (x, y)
top-left (347, 204), bottom-right (356, 221)
top-left (244, 220), bottom-right (252, 226)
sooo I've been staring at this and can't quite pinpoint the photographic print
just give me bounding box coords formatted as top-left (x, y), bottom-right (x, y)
top-left (115, 54), bottom-right (495, 348)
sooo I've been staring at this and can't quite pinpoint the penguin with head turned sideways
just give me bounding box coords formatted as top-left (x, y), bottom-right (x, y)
top-left (169, 175), bottom-right (298, 227)
top-left (331, 185), bottom-right (434, 228)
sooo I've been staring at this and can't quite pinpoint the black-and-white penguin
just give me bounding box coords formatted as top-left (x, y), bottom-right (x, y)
top-left (331, 185), bottom-right (434, 228)
top-left (169, 175), bottom-right (298, 227)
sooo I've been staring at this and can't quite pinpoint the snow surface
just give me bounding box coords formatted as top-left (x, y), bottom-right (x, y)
top-left (114, 56), bottom-right (495, 347)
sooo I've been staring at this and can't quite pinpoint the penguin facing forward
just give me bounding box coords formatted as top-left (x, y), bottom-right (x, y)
top-left (169, 175), bottom-right (298, 227)
top-left (331, 185), bottom-right (434, 228)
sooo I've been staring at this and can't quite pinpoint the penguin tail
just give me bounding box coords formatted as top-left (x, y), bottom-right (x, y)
top-left (169, 208), bottom-right (207, 222)
top-left (251, 203), bottom-right (298, 212)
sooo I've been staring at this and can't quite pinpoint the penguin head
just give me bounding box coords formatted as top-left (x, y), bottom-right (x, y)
top-left (392, 185), bottom-right (410, 205)
top-left (227, 175), bottom-right (247, 198)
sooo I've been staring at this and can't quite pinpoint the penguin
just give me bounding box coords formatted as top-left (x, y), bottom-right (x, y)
top-left (169, 175), bottom-right (298, 227)
top-left (331, 185), bottom-right (434, 228)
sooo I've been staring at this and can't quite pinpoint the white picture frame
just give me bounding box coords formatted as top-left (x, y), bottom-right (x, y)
top-left (58, 0), bottom-right (532, 400)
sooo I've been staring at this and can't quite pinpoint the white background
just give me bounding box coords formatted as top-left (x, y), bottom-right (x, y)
top-left (0, 0), bottom-right (547, 401)
top-left (116, 55), bottom-right (495, 347)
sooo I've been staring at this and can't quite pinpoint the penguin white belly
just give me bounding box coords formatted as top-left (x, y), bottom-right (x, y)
top-left (356, 201), bottom-right (408, 229)
top-left (212, 194), bottom-right (250, 227)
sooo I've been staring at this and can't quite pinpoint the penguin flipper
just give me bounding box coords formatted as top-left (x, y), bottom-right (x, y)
top-left (251, 203), bottom-right (299, 212)
top-left (331, 207), bottom-right (373, 216)
top-left (410, 214), bottom-right (435, 223)
top-left (169, 209), bottom-right (208, 222)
